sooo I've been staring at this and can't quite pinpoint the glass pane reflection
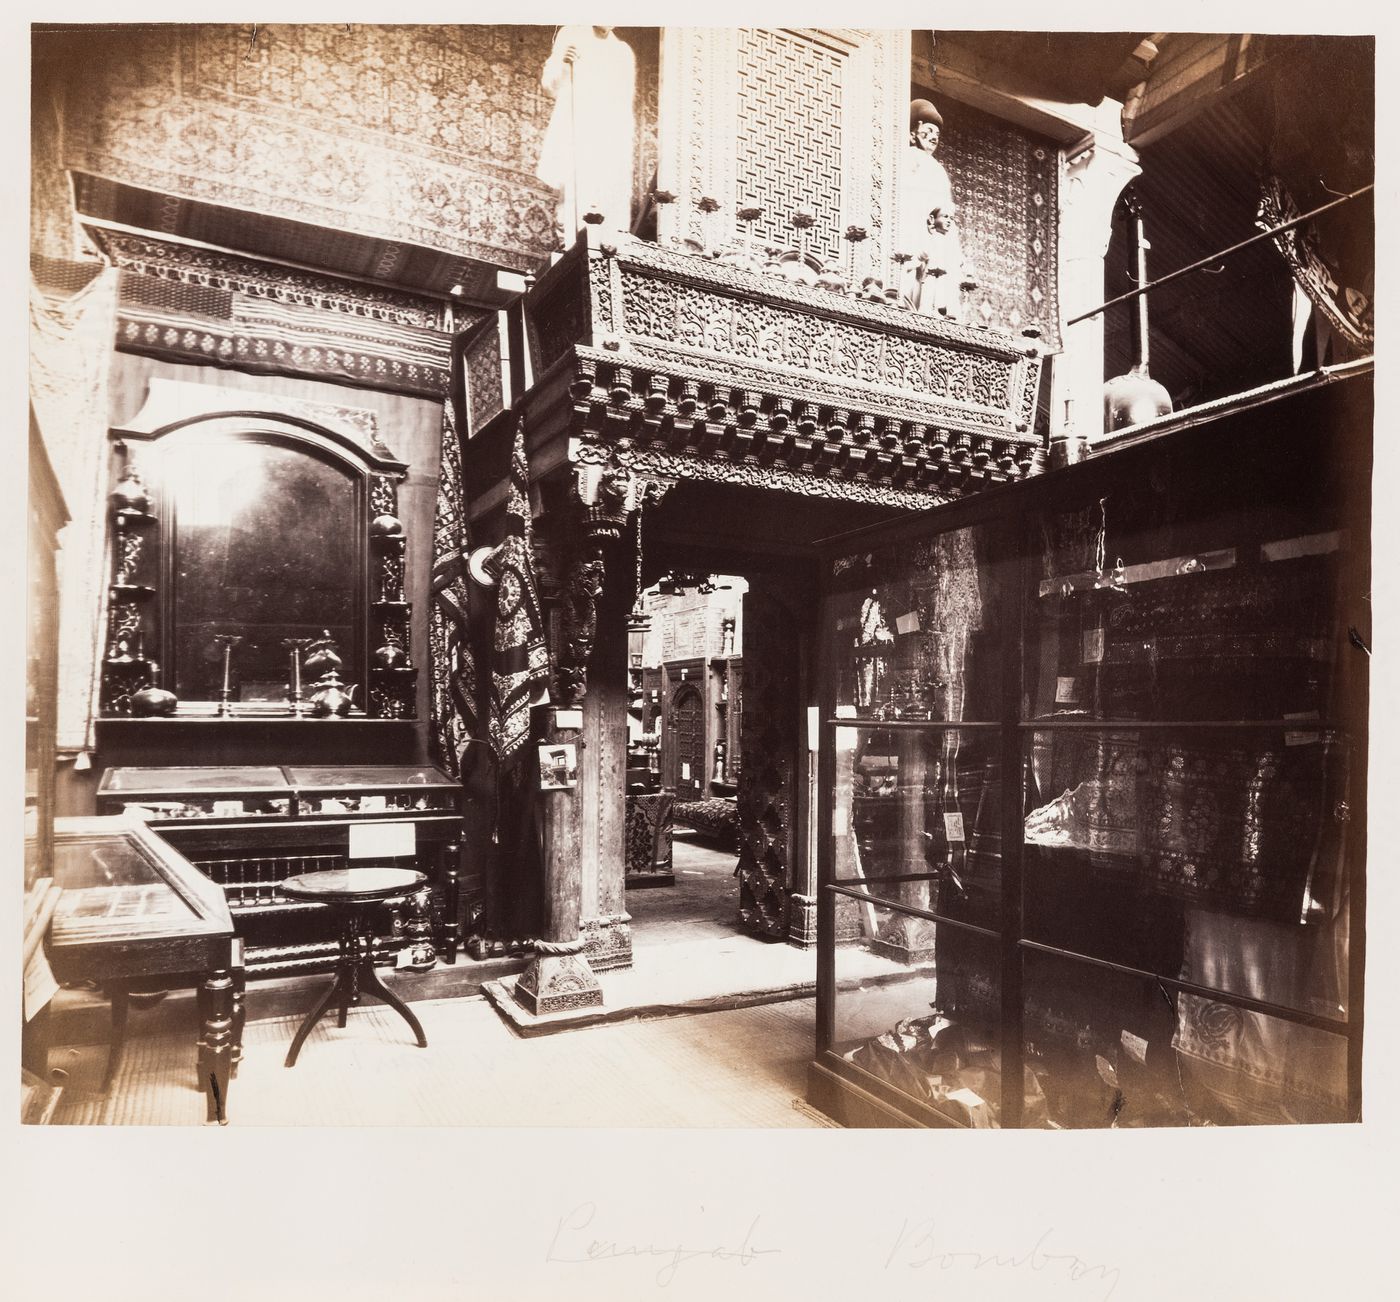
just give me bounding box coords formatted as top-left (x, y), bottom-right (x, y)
top-left (166, 439), bottom-right (359, 702)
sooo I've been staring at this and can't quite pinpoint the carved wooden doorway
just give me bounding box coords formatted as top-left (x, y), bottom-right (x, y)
top-left (666, 681), bottom-right (706, 801)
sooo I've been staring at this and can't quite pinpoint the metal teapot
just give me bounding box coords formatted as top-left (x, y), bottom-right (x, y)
top-left (309, 675), bottom-right (358, 718)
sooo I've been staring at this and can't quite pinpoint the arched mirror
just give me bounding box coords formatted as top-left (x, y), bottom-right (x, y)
top-left (102, 383), bottom-right (417, 720)
top-left (163, 434), bottom-right (362, 703)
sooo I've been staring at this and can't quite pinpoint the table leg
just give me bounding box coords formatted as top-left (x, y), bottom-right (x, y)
top-left (196, 970), bottom-right (235, 1125)
top-left (358, 960), bottom-right (428, 1048)
top-left (284, 971), bottom-right (345, 1068)
top-left (103, 983), bottom-right (130, 1093)
top-left (230, 939), bottom-right (246, 1078)
top-left (336, 921), bottom-right (353, 1028)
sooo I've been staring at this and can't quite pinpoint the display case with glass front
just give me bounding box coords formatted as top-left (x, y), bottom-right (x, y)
top-left (95, 765), bottom-right (463, 975)
top-left (810, 374), bottom-right (1369, 1129)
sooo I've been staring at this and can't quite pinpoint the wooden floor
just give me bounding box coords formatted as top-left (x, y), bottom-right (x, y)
top-left (41, 991), bottom-right (837, 1128)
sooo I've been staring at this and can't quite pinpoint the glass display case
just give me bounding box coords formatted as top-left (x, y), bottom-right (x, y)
top-left (811, 377), bottom-right (1369, 1129)
top-left (46, 816), bottom-right (241, 1123)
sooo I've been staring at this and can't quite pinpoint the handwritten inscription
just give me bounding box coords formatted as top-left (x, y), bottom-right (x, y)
top-left (886, 1219), bottom-right (1121, 1301)
top-left (546, 1201), bottom-right (781, 1287)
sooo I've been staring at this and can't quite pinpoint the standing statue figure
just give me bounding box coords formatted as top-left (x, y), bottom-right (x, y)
top-left (898, 99), bottom-right (975, 318)
top-left (537, 26), bottom-right (637, 245)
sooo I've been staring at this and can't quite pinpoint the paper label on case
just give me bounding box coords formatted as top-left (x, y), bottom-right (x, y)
top-left (1121, 1029), bottom-right (1149, 1065)
top-left (943, 812), bottom-right (965, 842)
top-left (24, 946), bottom-right (60, 1022)
top-left (1284, 711), bottom-right (1320, 746)
top-left (1083, 626), bottom-right (1105, 664)
top-left (895, 611), bottom-right (921, 635)
top-left (947, 1087), bottom-right (986, 1108)
top-left (213, 800), bottom-right (244, 817)
top-left (1055, 675), bottom-right (1080, 704)
top-left (349, 820), bottom-right (415, 860)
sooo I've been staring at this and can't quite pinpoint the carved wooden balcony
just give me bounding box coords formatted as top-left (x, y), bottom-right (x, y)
top-left (463, 227), bottom-right (1047, 508)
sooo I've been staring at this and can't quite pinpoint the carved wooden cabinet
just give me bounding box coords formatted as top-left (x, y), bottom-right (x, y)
top-left (96, 765), bottom-right (463, 976)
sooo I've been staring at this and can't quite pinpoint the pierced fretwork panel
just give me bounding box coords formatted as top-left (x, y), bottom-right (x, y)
top-left (658, 29), bottom-right (907, 271)
top-left (734, 29), bottom-right (843, 267)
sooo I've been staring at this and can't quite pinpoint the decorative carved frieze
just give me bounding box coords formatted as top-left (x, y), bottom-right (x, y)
top-left (521, 234), bottom-right (1043, 507)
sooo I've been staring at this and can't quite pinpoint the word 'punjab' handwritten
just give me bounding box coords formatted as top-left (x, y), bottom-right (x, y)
top-left (546, 1201), bottom-right (781, 1287)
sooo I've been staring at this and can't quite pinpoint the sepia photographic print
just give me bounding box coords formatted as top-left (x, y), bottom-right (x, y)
top-left (12, 6), bottom-right (1393, 1301)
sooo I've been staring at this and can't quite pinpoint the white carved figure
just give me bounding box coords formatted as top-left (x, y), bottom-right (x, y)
top-left (899, 98), bottom-right (973, 317)
top-left (537, 25), bottom-right (636, 243)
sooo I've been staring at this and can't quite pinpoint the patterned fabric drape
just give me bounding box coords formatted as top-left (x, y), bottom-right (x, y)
top-left (428, 395), bottom-right (481, 778)
top-left (1259, 175), bottom-right (1373, 357)
top-left (488, 419), bottom-right (549, 767)
top-left (28, 265), bottom-right (120, 754)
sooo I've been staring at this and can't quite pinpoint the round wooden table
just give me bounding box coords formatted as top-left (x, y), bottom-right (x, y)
top-left (279, 867), bottom-right (429, 1068)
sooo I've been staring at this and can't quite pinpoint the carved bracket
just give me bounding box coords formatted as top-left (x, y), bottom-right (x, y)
top-left (551, 542), bottom-right (607, 707)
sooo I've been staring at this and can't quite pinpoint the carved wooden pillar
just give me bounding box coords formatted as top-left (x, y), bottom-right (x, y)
top-left (512, 537), bottom-right (605, 1017)
top-left (579, 542), bottom-right (633, 972)
top-left (512, 456), bottom-right (643, 1013)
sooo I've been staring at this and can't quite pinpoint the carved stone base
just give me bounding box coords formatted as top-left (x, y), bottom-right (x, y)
top-left (787, 894), bottom-right (818, 948)
top-left (512, 953), bottom-right (604, 1016)
top-left (580, 912), bottom-right (633, 973)
top-left (788, 893), bottom-right (865, 948)
top-left (868, 916), bottom-right (938, 965)
top-left (834, 894), bottom-right (863, 946)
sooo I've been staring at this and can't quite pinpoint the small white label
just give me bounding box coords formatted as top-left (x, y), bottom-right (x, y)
top-left (895, 611), bottom-right (921, 635)
top-left (1055, 675), bottom-right (1080, 704)
top-left (943, 811), bottom-right (965, 842)
top-left (395, 947), bottom-right (415, 969)
top-left (1285, 711), bottom-right (1320, 746)
top-left (360, 795), bottom-right (387, 812)
top-left (212, 800), bottom-right (244, 817)
top-left (680, 762), bottom-right (691, 779)
top-left (24, 945), bottom-right (60, 1022)
top-left (946, 1087), bottom-right (986, 1109)
top-left (349, 820), bottom-right (416, 860)
top-left (835, 704), bottom-right (858, 718)
top-left (553, 707), bottom-right (583, 730)
top-left (1083, 626), bottom-right (1105, 665)
top-left (1121, 1029), bottom-right (1149, 1065)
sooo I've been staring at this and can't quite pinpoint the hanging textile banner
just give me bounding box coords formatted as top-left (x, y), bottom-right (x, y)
top-left (1259, 175), bottom-right (1373, 357)
top-left (428, 392), bottom-right (482, 779)
top-left (488, 418), bottom-right (549, 768)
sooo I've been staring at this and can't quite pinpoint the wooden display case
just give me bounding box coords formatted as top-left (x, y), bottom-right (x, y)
top-left (95, 765), bottom-right (463, 976)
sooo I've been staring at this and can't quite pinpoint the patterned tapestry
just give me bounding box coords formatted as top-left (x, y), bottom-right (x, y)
top-left (488, 421), bottom-right (549, 766)
top-left (935, 98), bottom-right (1061, 345)
top-left (59, 24), bottom-right (561, 274)
top-left (428, 392), bottom-right (481, 780)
